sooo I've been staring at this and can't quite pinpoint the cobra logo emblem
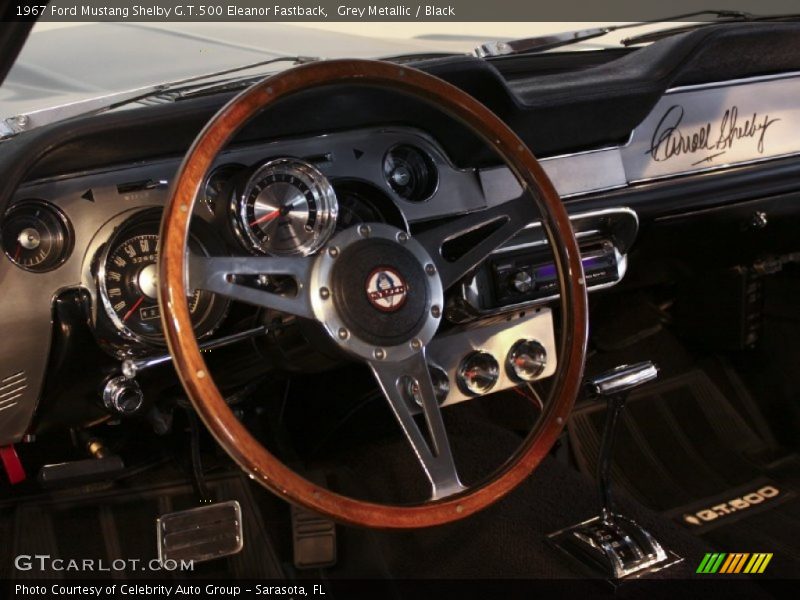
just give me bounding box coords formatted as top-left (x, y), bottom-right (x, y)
top-left (366, 267), bottom-right (408, 312)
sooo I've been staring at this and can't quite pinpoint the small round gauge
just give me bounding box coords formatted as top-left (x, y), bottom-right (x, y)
top-left (383, 145), bottom-right (438, 202)
top-left (200, 163), bottom-right (244, 216)
top-left (235, 158), bottom-right (338, 256)
top-left (457, 351), bottom-right (500, 396)
top-left (99, 213), bottom-right (228, 346)
top-left (1, 200), bottom-right (73, 272)
top-left (506, 339), bottom-right (547, 382)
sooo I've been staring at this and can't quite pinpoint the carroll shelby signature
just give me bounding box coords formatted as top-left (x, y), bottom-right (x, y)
top-left (647, 104), bottom-right (781, 166)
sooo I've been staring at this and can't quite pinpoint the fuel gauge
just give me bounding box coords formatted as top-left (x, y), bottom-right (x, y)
top-left (1, 200), bottom-right (73, 272)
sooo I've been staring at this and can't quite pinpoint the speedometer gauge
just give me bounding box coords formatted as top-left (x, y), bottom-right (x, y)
top-left (97, 211), bottom-right (228, 349)
top-left (234, 158), bottom-right (338, 256)
top-left (103, 233), bottom-right (202, 341)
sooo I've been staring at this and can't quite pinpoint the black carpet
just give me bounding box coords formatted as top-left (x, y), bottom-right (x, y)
top-left (305, 396), bottom-right (717, 584)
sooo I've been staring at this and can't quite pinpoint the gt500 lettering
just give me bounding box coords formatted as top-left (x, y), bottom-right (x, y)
top-left (683, 485), bottom-right (781, 526)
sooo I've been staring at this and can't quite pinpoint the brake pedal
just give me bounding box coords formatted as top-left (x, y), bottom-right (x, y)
top-left (157, 500), bottom-right (243, 564)
top-left (291, 504), bottom-right (337, 569)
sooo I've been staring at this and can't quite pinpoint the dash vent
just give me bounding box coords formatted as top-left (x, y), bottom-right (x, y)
top-left (0, 371), bottom-right (27, 413)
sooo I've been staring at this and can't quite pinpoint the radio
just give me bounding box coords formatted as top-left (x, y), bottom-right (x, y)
top-left (449, 208), bottom-right (638, 322)
top-left (491, 240), bottom-right (622, 306)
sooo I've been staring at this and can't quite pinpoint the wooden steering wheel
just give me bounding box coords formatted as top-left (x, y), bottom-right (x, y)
top-left (158, 59), bottom-right (588, 528)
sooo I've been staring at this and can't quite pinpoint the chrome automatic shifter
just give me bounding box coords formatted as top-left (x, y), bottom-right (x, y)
top-left (548, 362), bottom-right (682, 579)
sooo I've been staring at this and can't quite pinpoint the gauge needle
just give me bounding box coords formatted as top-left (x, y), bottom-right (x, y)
top-left (249, 209), bottom-right (281, 227)
top-left (123, 296), bottom-right (145, 322)
top-left (14, 243), bottom-right (21, 261)
top-left (249, 198), bottom-right (304, 227)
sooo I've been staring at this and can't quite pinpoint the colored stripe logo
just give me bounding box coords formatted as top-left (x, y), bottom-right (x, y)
top-left (697, 553), bottom-right (773, 574)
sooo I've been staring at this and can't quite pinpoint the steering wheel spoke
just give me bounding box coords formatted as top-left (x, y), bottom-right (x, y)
top-left (415, 191), bottom-right (540, 289)
top-left (369, 350), bottom-right (466, 500)
top-left (188, 253), bottom-right (315, 319)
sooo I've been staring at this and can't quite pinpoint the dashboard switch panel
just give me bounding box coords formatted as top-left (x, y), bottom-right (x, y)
top-left (426, 308), bottom-right (556, 407)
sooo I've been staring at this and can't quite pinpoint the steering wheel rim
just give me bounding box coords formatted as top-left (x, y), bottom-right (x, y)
top-left (158, 59), bottom-right (588, 528)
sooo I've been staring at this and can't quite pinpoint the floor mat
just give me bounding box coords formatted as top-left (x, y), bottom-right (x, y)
top-left (569, 368), bottom-right (800, 577)
top-left (0, 472), bottom-right (284, 580)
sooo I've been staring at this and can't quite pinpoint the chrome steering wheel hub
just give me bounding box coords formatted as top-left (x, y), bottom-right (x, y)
top-left (309, 223), bottom-right (444, 363)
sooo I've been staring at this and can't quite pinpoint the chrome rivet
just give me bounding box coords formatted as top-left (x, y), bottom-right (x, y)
top-left (373, 348), bottom-right (386, 360)
top-left (358, 224), bottom-right (371, 237)
top-left (180, 204), bottom-right (188, 213)
top-left (14, 115), bottom-right (29, 128)
top-left (328, 246), bottom-right (339, 258)
top-left (425, 264), bottom-right (436, 276)
top-left (431, 305), bottom-right (441, 318)
top-left (319, 287), bottom-right (331, 300)
top-left (456, 504), bottom-right (464, 513)
top-left (410, 338), bottom-right (422, 350)
top-left (197, 370), bottom-right (206, 379)
top-left (556, 417), bottom-right (564, 425)
top-left (397, 231), bottom-right (409, 243)
top-left (337, 327), bottom-right (349, 340)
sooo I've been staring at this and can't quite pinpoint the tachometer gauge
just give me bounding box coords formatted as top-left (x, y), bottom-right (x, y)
top-left (234, 158), bottom-right (338, 256)
top-left (1, 200), bottom-right (73, 272)
top-left (98, 212), bottom-right (228, 347)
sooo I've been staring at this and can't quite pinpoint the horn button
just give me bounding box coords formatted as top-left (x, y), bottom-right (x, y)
top-left (331, 238), bottom-right (430, 347)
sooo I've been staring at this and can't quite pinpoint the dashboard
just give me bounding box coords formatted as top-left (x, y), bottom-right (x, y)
top-left (3, 24), bottom-right (800, 447)
top-left (0, 122), bottom-right (637, 444)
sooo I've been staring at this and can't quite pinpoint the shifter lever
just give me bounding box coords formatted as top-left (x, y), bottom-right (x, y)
top-left (548, 361), bottom-right (682, 579)
top-left (588, 362), bottom-right (658, 522)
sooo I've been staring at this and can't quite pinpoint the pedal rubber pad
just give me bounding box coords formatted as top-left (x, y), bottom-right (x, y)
top-left (291, 504), bottom-right (337, 569)
top-left (157, 500), bottom-right (243, 564)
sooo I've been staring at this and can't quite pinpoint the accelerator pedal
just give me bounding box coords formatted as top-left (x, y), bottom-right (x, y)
top-left (157, 500), bottom-right (243, 564)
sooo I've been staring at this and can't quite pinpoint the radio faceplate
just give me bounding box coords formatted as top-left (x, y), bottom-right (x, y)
top-left (449, 208), bottom-right (638, 321)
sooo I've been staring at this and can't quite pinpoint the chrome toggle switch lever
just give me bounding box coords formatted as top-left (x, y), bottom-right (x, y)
top-left (548, 362), bottom-right (682, 580)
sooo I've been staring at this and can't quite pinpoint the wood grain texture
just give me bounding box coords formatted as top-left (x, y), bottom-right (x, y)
top-left (158, 59), bottom-right (588, 528)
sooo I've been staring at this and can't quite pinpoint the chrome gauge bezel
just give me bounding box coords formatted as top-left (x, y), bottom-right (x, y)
top-left (234, 158), bottom-right (338, 257)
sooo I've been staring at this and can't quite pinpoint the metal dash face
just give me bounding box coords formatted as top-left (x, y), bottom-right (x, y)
top-left (622, 73), bottom-right (800, 182)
